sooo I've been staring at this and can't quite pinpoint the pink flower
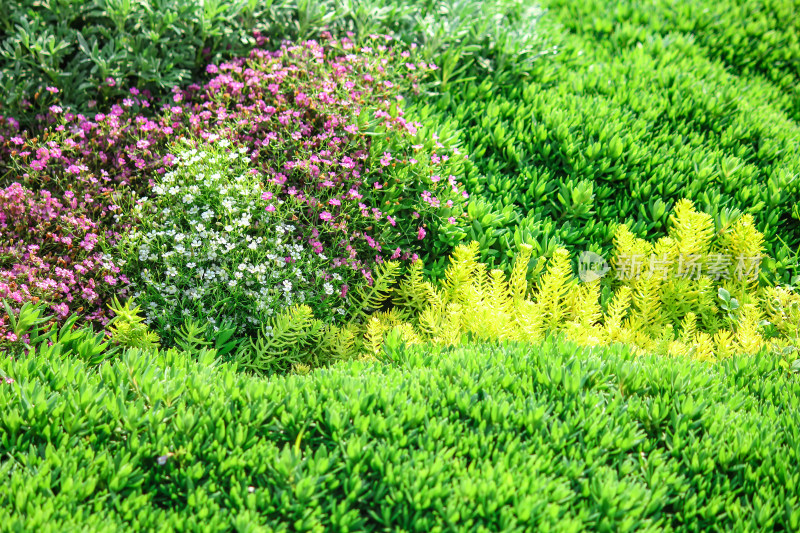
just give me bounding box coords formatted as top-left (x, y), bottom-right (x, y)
top-left (379, 152), bottom-right (392, 166)
top-left (448, 217), bottom-right (457, 225)
top-left (105, 77), bottom-right (116, 87)
top-left (265, 204), bottom-right (276, 212)
top-left (261, 191), bottom-right (273, 201)
top-left (46, 86), bottom-right (59, 94)
top-left (320, 211), bottom-right (333, 221)
top-left (417, 227), bottom-right (426, 240)
top-left (52, 303), bottom-right (70, 318)
top-left (329, 198), bottom-right (341, 206)
top-left (49, 105), bottom-right (62, 114)
top-left (130, 87), bottom-right (140, 95)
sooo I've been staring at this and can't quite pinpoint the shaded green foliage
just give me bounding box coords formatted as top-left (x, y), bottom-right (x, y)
top-left (2, 338), bottom-right (800, 531)
top-left (0, 0), bottom-right (551, 128)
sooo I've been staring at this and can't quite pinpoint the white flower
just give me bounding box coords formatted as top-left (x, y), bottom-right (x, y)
top-left (324, 283), bottom-right (334, 295)
top-left (283, 280), bottom-right (293, 292)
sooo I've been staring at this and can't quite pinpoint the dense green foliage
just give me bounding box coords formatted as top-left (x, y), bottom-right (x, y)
top-left (2, 1), bottom-right (800, 530)
top-left (420, 0), bottom-right (800, 282)
top-left (2, 338), bottom-right (799, 531)
top-left (549, 0), bottom-right (800, 121)
top-left (0, 0), bottom-right (265, 126)
top-left (0, 0), bottom-right (550, 128)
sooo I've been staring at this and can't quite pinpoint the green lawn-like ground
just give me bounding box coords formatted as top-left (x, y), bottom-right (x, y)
top-left (2, 340), bottom-right (799, 532)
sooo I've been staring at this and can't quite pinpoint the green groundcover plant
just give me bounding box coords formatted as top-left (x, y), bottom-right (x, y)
top-left (1, 337), bottom-right (799, 531)
top-left (409, 0), bottom-right (800, 284)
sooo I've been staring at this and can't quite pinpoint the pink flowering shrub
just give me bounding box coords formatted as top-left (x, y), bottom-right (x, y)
top-left (0, 183), bottom-right (127, 341)
top-left (0, 32), bottom-right (471, 341)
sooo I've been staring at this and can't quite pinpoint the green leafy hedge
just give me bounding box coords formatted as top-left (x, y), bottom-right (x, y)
top-left (2, 338), bottom-right (799, 531)
top-left (0, 0), bottom-right (550, 128)
top-left (422, 1), bottom-right (800, 281)
top-left (546, 0), bottom-right (800, 122)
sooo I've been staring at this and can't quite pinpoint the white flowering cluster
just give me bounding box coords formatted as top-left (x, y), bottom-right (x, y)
top-left (123, 140), bottom-right (348, 338)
